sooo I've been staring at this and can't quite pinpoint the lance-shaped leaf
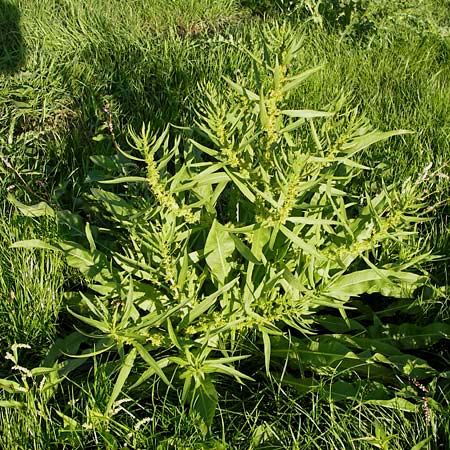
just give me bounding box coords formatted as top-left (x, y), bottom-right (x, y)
top-left (281, 109), bottom-right (334, 119)
top-left (132, 343), bottom-right (173, 387)
top-left (0, 400), bottom-right (26, 409)
top-left (205, 219), bottom-right (235, 284)
top-left (259, 88), bottom-right (269, 128)
top-left (223, 76), bottom-right (259, 101)
top-left (58, 241), bottom-right (112, 282)
top-left (281, 66), bottom-right (323, 93)
top-left (192, 377), bottom-right (218, 434)
top-left (178, 278), bottom-right (238, 329)
top-left (325, 269), bottom-right (426, 300)
top-left (0, 379), bottom-right (27, 394)
top-left (7, 193), bottom-right (55, 217)
top-left (341, 129), bottom-right (412, 157)
top-left (10, 239), bottom-right (60, 252)
top-left (90, 187), bottom-right (137, 219)
top-left (105, 348), bottom-right (137, 416)
top-left (271, 335), bottom-right (392, 378)
top-left (99, 176), bottom-right (148, 184)
top-left (364, 397), bottom-right (419, 413)
top-left (369, 322), bottom-right (450, 351)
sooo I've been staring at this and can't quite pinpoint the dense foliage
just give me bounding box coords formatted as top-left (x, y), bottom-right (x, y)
top-left (1, 0), bottom-right (449, 448)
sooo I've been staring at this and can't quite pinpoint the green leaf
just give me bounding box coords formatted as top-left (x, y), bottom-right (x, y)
top-left (92, 134), bottom-right (106, 142)
top-left (30, 366), bottom-right (59, 376)
top-left (43, 332), bottom-right (87, 367)
top-left (59, 241), bottom-right (111, 281)
top-left (192, 377), bottom-right (218, 433)
top-left (259, 88), bottom-right (269, 128)
top-left (167, 318), bottom-right (182, 350)
top-left (119, 278), bottom-right (135, 329)
top-left (370, 322), bottom-right (450, 351)
top-left (327, 380), bottom-right (361, 401)
top-left (262, 331), bottom-right (271, 377)
top-left (341, 129), bottom-right (412, 156)
top-left (386, 354), bottom-right (435, 378)
top-left (90, 188), bottom-right (137, 219)
top-left (136, 296), bottom-right (191, 330)
top-left (189, 139), bottom-right (219, 157)
top-left (0, 400), bottom-right (26, 408)
top-left (315, 316), bottom-right (365, 333)
top-left (229, 234), bottom-right (261, 264)
top-left (251, 226), bottom-right (270, 263)
top-left (276, 374), bottom-right (319, 397)
top-left (223, 76), bottom-right (259, 101)
top-left (7, 194), bottom-right (55, 217)
top-left (205, 220), bottom-right (235, 284)
top-left (281, 109), bottom-right (333, 118)
top-left (279, 225), bottom-right (323, 259)
top-left (54, 411), bottom-right (79, 430)
top-left (130, 358), bottom-right (171, 390)
top-left (281, 66), bottom-right (323, 93)
top-left (10, 239), bottom-right (60, 252)
top-left (99, 176), bottom-right (148, 184)
top-left (272, 335), bottom-right (359, 367)
top-left (178, 278), bottom-right (238, 329)
top-left (271, 335), bottom-right (392, 378)
top-left (0, 379), bottom-right (27, 393)
top-left (411, 438), bottom-right (432, 450)
top-left (203, 362), bottom-right (254, 382)
top-left (224, 167), bottom-right (256, 202)
top-left (85, 222), bottom-right (96, 252)
top-left (364, 397), bottom-right (419, 413)
top-left (132, 343), bottom-right (173, 387)
top-left (325, 269), bottom-right (425, 300)
top-left (67, 307), bottom-right (111, 333)
top-left (280, 118), bottom-right (307, 134)
top-left (105, 348), bottom-right (137, 416)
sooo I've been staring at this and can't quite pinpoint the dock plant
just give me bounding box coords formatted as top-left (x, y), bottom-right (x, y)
top-left (7, 23), bottom-right (446, 435)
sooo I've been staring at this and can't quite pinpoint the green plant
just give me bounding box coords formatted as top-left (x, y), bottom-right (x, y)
top-left (8, 23), bottom-right (445, 436)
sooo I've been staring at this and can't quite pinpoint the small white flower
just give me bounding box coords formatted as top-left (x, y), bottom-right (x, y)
top-left (39, 375), bottom-right (47, 390)
top-left (11, 343), bottom-right (31, 351)
top-left (4, 352), bottom-right (15, 363)
top-left (111, 398), bottom-right (134, 417)
top-left (12, 365), bottom-right (33, 377)
top-left (134, 417), bottom-right (151, 431)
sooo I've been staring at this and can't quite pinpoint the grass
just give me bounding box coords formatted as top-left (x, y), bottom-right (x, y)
top-left (0, 214), bottom-right (64, 355)
top-left (0, 0), bottom-right (449, 448)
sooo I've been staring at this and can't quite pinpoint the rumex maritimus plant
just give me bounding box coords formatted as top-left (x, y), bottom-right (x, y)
top-left (7, 23), bottom-right (445, 435)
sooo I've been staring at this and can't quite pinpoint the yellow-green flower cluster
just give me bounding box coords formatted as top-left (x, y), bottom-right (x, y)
top-left (263, 64), bottom-right (286, 149)
top-left (265, 93), bottom-right (281, 147)
top-left (160, 250), bottom-right (180, 298)
top-left (184, 312), bottom-right (228, 336)
top-left (145, 331), bottom-right (166, 347)
top-left (216, 120), bottom-right (250, 176)
top-left (145, 152), bottom-right (197, 224)
top-left (275, 173), bottom-right (302, 225)
top-left (326, 208), bottom-right (406, 264)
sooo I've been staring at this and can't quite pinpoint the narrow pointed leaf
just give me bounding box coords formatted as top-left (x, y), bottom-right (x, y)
top-left (223, 76), bottom-right (259, 101)
top-left (106, 348), bottom-right (137, 416)
top-left (281, 109), bottom-right (333, 119)
top-left (133, 343), bottom-right (173, 387)
top-left (10, 239), bottom-right (60, 252)
top-left (281, 66), bottom-right (323, 93)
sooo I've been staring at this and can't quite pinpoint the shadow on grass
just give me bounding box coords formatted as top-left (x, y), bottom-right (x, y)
top-left (0, 0), bottom-right (24, 74)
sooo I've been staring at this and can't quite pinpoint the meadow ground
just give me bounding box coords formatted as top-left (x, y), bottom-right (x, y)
top-left (0, 1), bottom-right (450, 448)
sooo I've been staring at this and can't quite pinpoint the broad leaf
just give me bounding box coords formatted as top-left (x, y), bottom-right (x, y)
top-left (192, 377), bottom-right (218, 433)
top-left (205, 219), bottom-right (235, 284)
